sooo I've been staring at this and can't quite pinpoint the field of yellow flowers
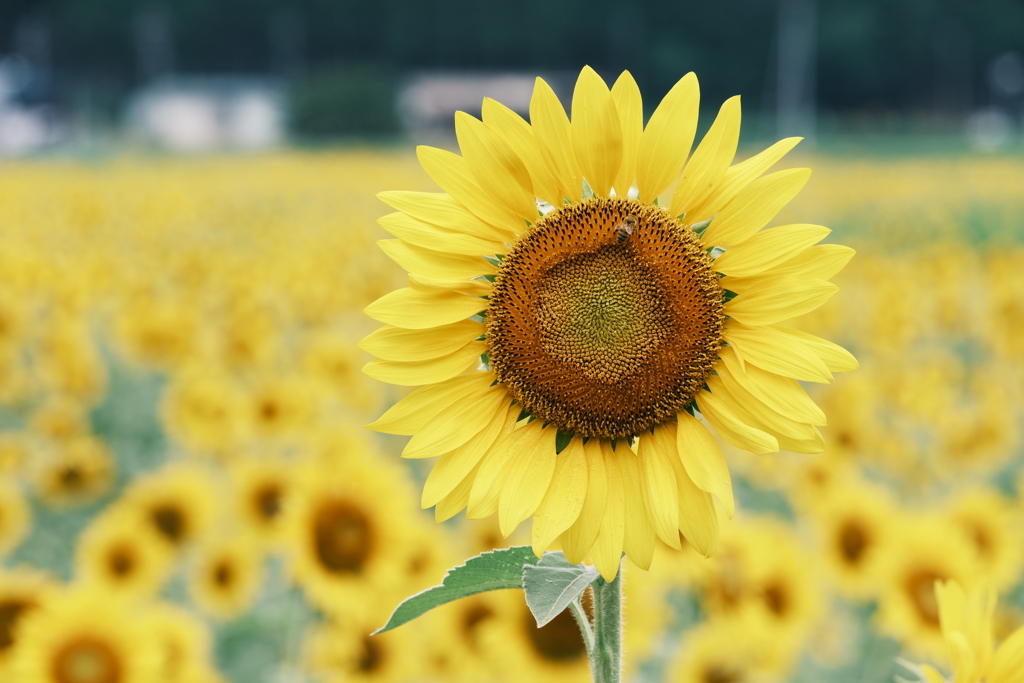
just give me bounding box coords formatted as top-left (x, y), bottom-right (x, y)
top-left (0, 149), bottom-right (1022, 683)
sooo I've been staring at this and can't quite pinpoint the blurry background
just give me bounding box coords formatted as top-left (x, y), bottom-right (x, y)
top-left (0, 3), bottom-right (1023, 683)
top-left (0, 0), bottom-right (1023, 152)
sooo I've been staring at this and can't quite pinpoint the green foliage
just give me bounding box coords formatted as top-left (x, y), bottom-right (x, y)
top-left (522, 552), bottom-right (599, 628)
top-left (374, 546), bottom-right (538, 634)
top-left (289, 64), bottom-right (398, 138)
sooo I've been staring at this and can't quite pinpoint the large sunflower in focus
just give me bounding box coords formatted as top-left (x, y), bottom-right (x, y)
top-left (363, 67), bottom-right (857, 580)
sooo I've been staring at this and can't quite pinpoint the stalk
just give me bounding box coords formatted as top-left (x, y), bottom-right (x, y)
top-left (589, 563), bottom-right (623, 683)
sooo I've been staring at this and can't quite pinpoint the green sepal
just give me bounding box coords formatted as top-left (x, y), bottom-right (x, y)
top-left (582, 179), bottom-right (595, 199)
top-left (523, 552), bottom-right (600, 628)
top-left (690, 216), bottom-right (713, 237)
top-left (374, 546), bottom-right (537, 634)
top-left (555, 430), bottom-right (574, 454)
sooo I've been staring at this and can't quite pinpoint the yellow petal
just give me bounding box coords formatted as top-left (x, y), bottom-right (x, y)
top-left (725, 321), bottom-right (834, 383)
top-left (561, 439), bottom-right (608, 565)
top-left (717, 346), bottom-right (826, 425)
top-left (378, 239), bottom-right (496, 280)
top-left (701, 168), bottom-right (811, 247)
top-left (676, 412), bottom-right (734, 518)
top-left (408, 274), bottom-right (491, 298)
top-left (771, 326), bottom-right (859, 373)
top-left (416, 145), bottom-right (524, 233)
top-left (499, 423), bottom-right (558, 537)
top-left (571, 66), bottom-right (622, 198)
top-left (530, 77), bottom-right (581, 203)
top-left (377, 212), bottom-right (507, 255)
top-left (366, 374), bottom-right (492, 434)
top-left (363, 341), bottom-right (485, 387)
top-left (422, 400), bottom-right (516, 508)
top-left (618, 446), bottom-right (655, 571)
top-left (713, 224), bottom-right (831, 277)
top-left (610, 71), bottom-right (643, 197)
top-left (695, 389), bottom-right (778, 455)
top-left (435, 464), bottom-right (477, 522)
top-left (670, 96), bottom-right (741, 219)
top-left (991, 624), bottom-right (1024, 683)
top-left (482, 98), bottom-right (563, 207)
top-left (377, 191), bottom-right (513, 243)
top-left (532, 437), bottom-right (588, 556)
top-left (636, 73), bottom-right (699, 203)
top-left (691, 137), bottom-right (802, 221)
top-left (726, 276), bottom-right (838, 327)
top-left (591, 441), bottom-right (625, 581)
top-left (665, 426), bottom-right (719, 557)
top-left (364, 285), bottom-right (487, 330)
top-left (360, 320), bottom-right (482, 362)
top-left (467, 420), bottom-right (530, 519)
top-left (455, 112), bottom-right (537, 223)
top-left (402, 385), bottom-right (509, 458)
top-left (637, 428), bottom-right (681, 549)
top-left (708, 375), bottom-right (823, 454)
top-left (768, 244), bottom-right (856, 281)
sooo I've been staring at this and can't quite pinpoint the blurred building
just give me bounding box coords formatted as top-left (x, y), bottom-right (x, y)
top-left (125, 76), bottom-right (285, 152)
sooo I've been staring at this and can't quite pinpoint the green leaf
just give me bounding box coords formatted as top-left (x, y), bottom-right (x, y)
top-left (523, 557), bottom-right (600, 628)
top-left (374, 546), bottom-right (537, 634)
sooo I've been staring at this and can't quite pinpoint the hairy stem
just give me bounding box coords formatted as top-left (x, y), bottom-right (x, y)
top-left (590, 563), bottom-right (623, 683)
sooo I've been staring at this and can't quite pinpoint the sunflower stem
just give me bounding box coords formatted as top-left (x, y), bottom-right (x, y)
top-left (589, 563), bottom-right (623, 683)
top-left (568, 596), bottom-right (595, 655)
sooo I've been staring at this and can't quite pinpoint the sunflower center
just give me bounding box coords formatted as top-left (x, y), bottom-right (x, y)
top-left (150, 504), bottom-right (187, 544)
top-left (703, 665), bottom-right (742, 683)
top-left (762, 580), bottom-right (789, 616)
top-left (213, 560), bottom-right (235, 588)
top-left (254, 484), bottom-right (283, 522)
top-left (838, 520), bottom-right (870, 565)
top-left (488, 198), bottom-right (724, 439)
top-left (358, 635), bottom-right (384, 673)
top-left (905, 569), bottom-right (944, 627)
top-left (523, 606), bottom-right (586, 662)
top-left (107, 545), bottom-right (135, 577)
top-left (0, 599), bottom-right (33, 650)
top-left (53, 638), bottom-right (121, 683)
top-left (312, 499), bottom-right (373, 574)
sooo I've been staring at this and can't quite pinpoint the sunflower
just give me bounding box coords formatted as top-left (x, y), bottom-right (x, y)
top-left (667, 617), bottom-right (791, 683)
top-left (0, 432), bottom-right (29, 474)
top-left (160, 367), bottom-right (249, 457)
top-left (112, 294), bottom-right (199, 370)
top-left (944, 488), bottom-right (1023, 592)
top-left (303, 616), bottom-right (418, 683)
top-left (363, 66), bottom-right (856, 579)
top-left (283, 457), bottom-right (413, 617)
top-left (228, 457), bottom-right (294, 545)
top-left (418, 594), bottom-right (506, 683)
top-left (75, 510), bottom-right (175, 597)
top-left (875, 514), bottom-right (981, 657)
top-left (145, 602), bottom-right (218, 683)
top-left (187, 533), bottom-right (263, 619)
top-left (0, 568), bottom-right (58, 678)
top-left (120, 463), bottom-right (219, 549)
top-left (0, 478), bottom-right (31, 557)
top-left (11, 584), bottom-right (163, 683)
top-left (811, 479), bottom-right (897, 599)
top-left (27, 397), bottom-right (89, 442)
top-left (33, 315), bottom-right (107, 403)
top-left (31, 436), bottom-right (115, 509)
top-left (245, 374), bottom-right (319, 444)
top-left (477, 589), bottom-right (591, 683)
top-left (912, 579), bottom-right (1024, 683)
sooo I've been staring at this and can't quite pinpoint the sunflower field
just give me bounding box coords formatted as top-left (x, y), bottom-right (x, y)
top-left (0, 144), bottom-right (1022, 683)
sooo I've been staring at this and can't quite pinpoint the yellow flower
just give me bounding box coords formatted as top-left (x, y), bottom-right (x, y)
top-left (363, 66), bottom-right (856, 579)
top-left (33, 314), bottom-right (107, 403)
top-left (11, 583), bottom-right (164, 683)
top-left (27, 397), bottom-right (89, 442)
top-left (146, 602), bottom-right (218, 683)
top-left (303, 615), bottom-right (418, 683)
top-left (30, 436), bottom-right (115, 509)
top-left (120, 463), bottom-right (219, 549)
top-left (228, 457), bottom-right (294, 545)
top-left (75, 510), bottom-right (175, 598)
top-left (945, 488), bottom-right (1023, 592)
top-left (0, 568), bottom-right (58, 678)
top-left (161, 367), bottom-right (249, 457)
top-left (0, 478), bottom-right (31, 557)
top-left (112, 294), bottom-right (200, 370)
top-left (915, 579), bottom-right (1024, 683)
top-left (668, 616), bottom-right (791, 683)
top-left (246, 373), bottom-right (320, 444)
top-left (187, 533), bottom-right (263, 619)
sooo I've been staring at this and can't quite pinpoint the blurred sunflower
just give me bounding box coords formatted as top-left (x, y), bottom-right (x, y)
top-left (284, 457), bottom-right (413, 616)
top-left (161, 367), bottom-right (248, 456)
top-left (187, 533), bottom-right (263, 619)
top-left (121, 463), bottom-right (218, 549)
top-left (31, 436), bottom-right (115, 509)
top-left (811, 479), bottom-right (896, 599)
top-left (146, 602), bottom-right (218, 683)
top-left (876, 514), bottom-right (981, 657)
top-left (229, 458), bottom-right (294, 544)
top-left (112, 295), bottom-right (199, 370)
top-left (304, 616), bottom-right (418, 683)
top-left (478, 590), bottom-right (591, 683)
top-left (33, 314), bottom-right (107, 403)
top-left (0, 478), bottom-right (31, 557)
top-left (75, 510), bottom-right (174, 597)
top-left (0, 432), bottom-right (29, 473)
top-left (27, 397), bottom-right (89, 442)
top-left (945, 488), bottom-right (1023, 591)
top-left (668, 617), bottom-right (789, 683)
top-left (12, 584), bottom-right (163, 683)
top-left (246, 374), bottom-right (319, 444)
top-left (363, 66), bottom-right (856, 579)
top-left (0, 568), bottom-right (58, 678)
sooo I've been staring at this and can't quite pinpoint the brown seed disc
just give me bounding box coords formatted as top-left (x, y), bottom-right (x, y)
top-left (487, 197), bottom-right (724, 439)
